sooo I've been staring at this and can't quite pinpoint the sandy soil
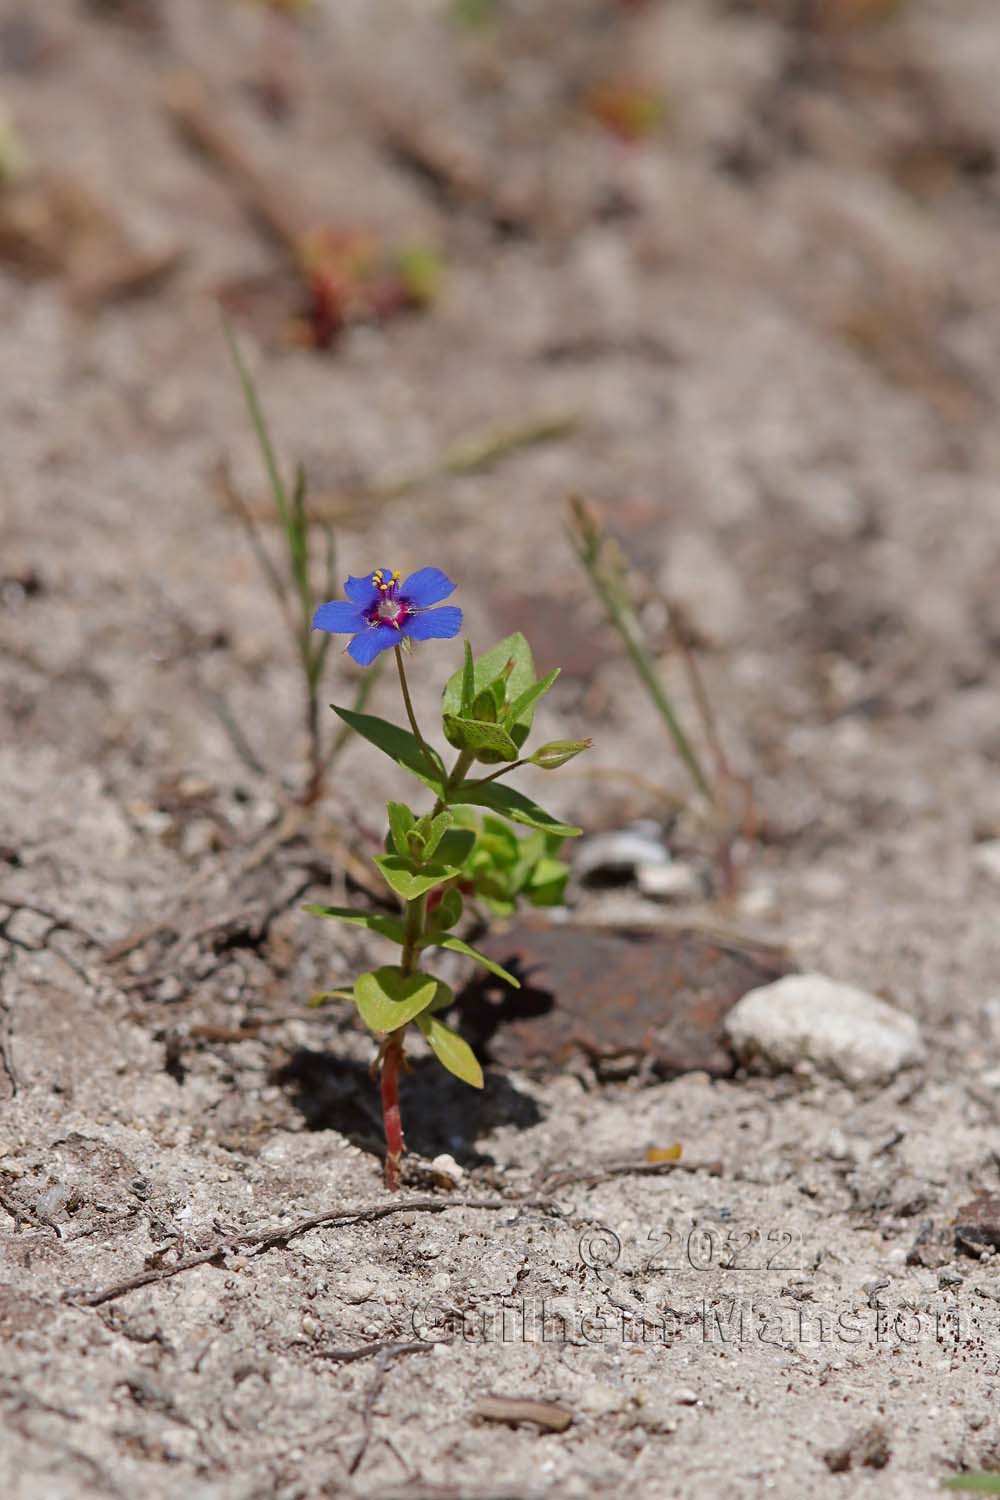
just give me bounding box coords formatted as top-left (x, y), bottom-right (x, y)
top-left (2, 1), bottom-right (1000, 1495)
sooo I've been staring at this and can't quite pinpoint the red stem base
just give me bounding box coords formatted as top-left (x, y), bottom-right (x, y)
top-left (380, 1034), bottom-right (406, 1191)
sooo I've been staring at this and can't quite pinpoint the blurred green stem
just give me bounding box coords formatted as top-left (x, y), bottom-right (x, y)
top-left (567, 498), bottom-right (713, 805)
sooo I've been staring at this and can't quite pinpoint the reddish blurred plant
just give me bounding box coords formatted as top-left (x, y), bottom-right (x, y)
top-left (293, 228), bottom-right (441, 349)
top-left (586, 80), bottom-right (664, 144)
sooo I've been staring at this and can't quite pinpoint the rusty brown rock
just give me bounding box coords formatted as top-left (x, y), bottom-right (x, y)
top-left (455, 919), bottom-right (792, 1078)
top-left (954, 1192), bottom-right (1000, 1254)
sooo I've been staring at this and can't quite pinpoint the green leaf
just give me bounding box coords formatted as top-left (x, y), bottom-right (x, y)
top-left (442, 713), bottom-right (519, 761)
top-left (469, 686), bottom-right (498, 724)
top-left (288, 461), bottom-right (310, 609)
top-left (332, 707), bottom-right (445, 793)
top-left (460, 639), bottom-right (475, 713)
top-left (416, 1013), bottom-right (484, 1088)
top-left (944, 1479), bottom-right (1000, 1494)
top-left (373, 855), bottom-right (462, 901)
top-left (526, 857), bottom-right (570, 908)
top-left (386, 802), bottom-right (416, 858)
top-left (505, 668), bottom-right (560, 727)
top-left (355, 967), bottom-right (443, 1032)
top-left (426, 887), bottom-right (464, 933)
top-left (421, 932), bottom-right (520, 987)
top-left (442, 633), bottom-right (535, 725)
top-left (450, 779), bottom-right (582, 838)
top-left (475, 815), bottom-right (521, 866)
top-left (419, 810), bottom-right (453, 862)
top-left (508, 829), bottom-right (547, 889)
top-left (470, 867), bottom-right (515, 905)
top-left (303, 905), bottom-right (406, 944)
top-left (434, 828), bottom-right (476, 868)
top-left (424, 978), bottom-right (455, 1015)
top-left (224, 321), bottom-right (291, 532)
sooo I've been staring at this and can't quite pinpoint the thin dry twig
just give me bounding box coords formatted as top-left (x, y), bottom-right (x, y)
top-left (341, 1344), bottom-right (432, 1477)
top-left (316, 1338), bottom-right (432, 1368)
top-left (473, 1396), bottom-right (573, 1433)
top-left (0, 1003), bottom-right (20, 1097)
top-left (63, 1196), bottom-right (563, 1307)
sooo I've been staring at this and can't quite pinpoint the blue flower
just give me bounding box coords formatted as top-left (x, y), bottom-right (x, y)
top-left (312, 566), bottom-right (462, 666)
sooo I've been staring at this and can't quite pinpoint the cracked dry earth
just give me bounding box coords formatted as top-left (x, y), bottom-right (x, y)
top-left (2, 0), bottom-right (1000, 1496)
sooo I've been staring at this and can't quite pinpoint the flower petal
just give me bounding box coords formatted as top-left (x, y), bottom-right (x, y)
top-left (347, 623), bottom-right (399, 666)
top-left (401, 567), bottom-right (456, 608)
top-left (343, 573), bottom-right (380, 606)
top-left (313, 599), bottom-right (366, 634)
top-left (402, 606), bottom-right (462, 642)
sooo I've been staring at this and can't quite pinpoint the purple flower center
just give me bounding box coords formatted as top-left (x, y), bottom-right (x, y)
top-left (365, 569), bottom-right (410, 630)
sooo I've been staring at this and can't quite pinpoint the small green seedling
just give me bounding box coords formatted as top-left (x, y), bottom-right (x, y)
top-left (308, 570), bottom-right (589, 1188)
top-left (226, 325), bottom-right (384, 802)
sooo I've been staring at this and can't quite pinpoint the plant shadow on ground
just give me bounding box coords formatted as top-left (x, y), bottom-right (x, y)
top-left (451, 959), bottom-right (562, 1068)
top-left (275, 1045), bottom-right (543, 1168)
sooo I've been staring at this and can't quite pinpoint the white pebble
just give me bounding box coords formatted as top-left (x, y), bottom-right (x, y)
top-left (578, 1382), bottom-right (628, 1416)
top-left (724, 974), bottom-right (924, 1088)
top-left (974, 840), bottom-right (1000, 883)
top-left (636, 862), bottom-right (703, 901)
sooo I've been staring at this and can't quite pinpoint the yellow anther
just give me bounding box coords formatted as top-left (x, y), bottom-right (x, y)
top-left (392, 570), bottom-right (400, 581)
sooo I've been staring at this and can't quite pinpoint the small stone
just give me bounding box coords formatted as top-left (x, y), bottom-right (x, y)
top-left (180, 818), bottom-right (217, 859)
top-left (723, 974), bottom-right (924, 1088)
top-left (429, 1153), bottom-right (464, 1187)
top-left (823, 1422), bottom-right (891, 1474)
top-left (340, 1278), bottom-right (377, 1304)
top-left (638, 1406), bottom-right (678, 1434)
top-left (674, 1388), bottom-right (699, 1405)
top-left (906, 1221), bottom-right (953, 1270)
top-left (636, 862), bottom-right (703, 902)
top-left (574, 822), bottom-right (670, 884)
top-left (739, 884), bottom-right (778, 918)
top-left (974, 840), bottom-right (1000, 883)
top-left (578, 1383), bottom-right (628, 1416)
top-left (954, 1193), bottom-right (1000, 1254)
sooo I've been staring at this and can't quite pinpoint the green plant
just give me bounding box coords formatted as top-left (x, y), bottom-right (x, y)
top-left (226, 325), bottom-right (384, 802)
top-left (308, 577), bottom-right (589, 1188)
top-left (567, 496), bottom-right (752, 893)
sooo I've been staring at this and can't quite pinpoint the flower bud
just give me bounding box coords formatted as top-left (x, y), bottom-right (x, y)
top-left (528, 739), bottom-right (592, 770)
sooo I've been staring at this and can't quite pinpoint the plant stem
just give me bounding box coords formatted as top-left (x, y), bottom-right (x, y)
top-left (380, 1033), bottom-right (405, 1191)
top-left (465, 758), bottom-right (529, 788)
top-left (568, 506), bottom-right (713, 805)
top-left (381, 891), bottom-right (427, 1190)
top-left (400, 893), bottom-right (426, 977)
top-left (431, 747), bottom-right (476, 817)
top-left (301, 673), bottom-right (323, 806)
top-left (379, 665), bottom-right (478, 1190)
top-left (395, 646), bottom-right (439, 778)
